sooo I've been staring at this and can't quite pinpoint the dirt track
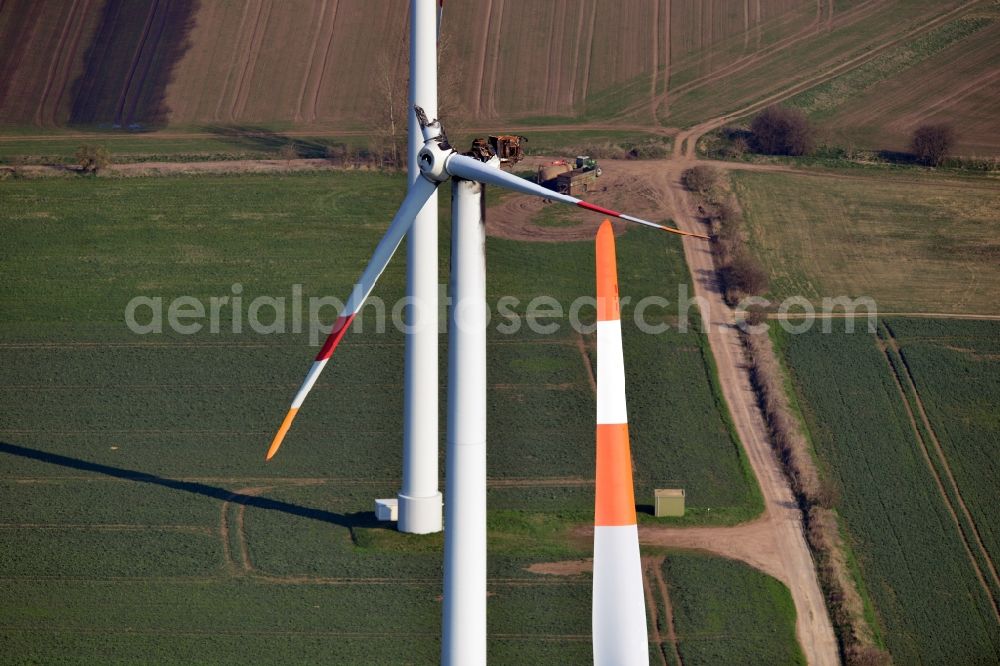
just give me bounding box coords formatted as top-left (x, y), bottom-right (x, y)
top-left (658, 160), bottom-right (839, 666)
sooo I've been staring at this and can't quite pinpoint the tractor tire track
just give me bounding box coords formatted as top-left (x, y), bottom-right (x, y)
top-left (33, 0), bottom-right (82, 127)
top-left (879, 329), bottom-right (1000, 620)
top-left (113, 0), bottom-right (160, 127)
top-left (579, 0), bottom-right (597, 104)
top-left (897, 67), bottom-right (1000, 129)
top-left (644, 555), bottom-right (683, 666)
top-left (48, 0), bottom-right (93, 127)
top-left (230, 0), bottom-right (272, 121)
top-left (542, 1), bottom-right (562, 115)
top-left (575, 330), bottom-right (597, 393)
top-left (653, 558), bottom-right (683, 666)
top-left (309, 0), bottom-right (340, 123)
top-left (743, 0), bottom-right (751, 50)
top-left (649, 0), bottom-right (659, 122)
top-left (660, 0), bottom-right (671, 118)
top-left (567, 0), bottom-right (586, 110)
top-left (483, 0), bottom-right (505, 117)
top-left (472, 0), bottom-right (493, 117)
top-left (292, 0), bottom-right (328, 123)
top-left (641, 557), bottom-right (669, 666)
top-left (124, 0), bottom-right (172, 126)
top-left (213, 0), bottom-right (253, 121)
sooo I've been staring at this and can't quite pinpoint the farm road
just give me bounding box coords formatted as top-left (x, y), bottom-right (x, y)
top-left (656, 159), bottom-right (839, 666)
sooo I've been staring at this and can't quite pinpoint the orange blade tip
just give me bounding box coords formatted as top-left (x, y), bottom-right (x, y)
top-left (265, 408), bottom-right (299, 461)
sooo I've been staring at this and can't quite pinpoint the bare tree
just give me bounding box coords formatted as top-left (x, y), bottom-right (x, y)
top-left (723, 250), bottom-right (769, 298)
top-left (278, 142), bottom-right (298, 164)
top-left (910, 123), bottom-right (955, 166)
top-left (374, 44), bottom-right (407, 168)
top-left (437, 30), bottom-right (467, 126)
top-left (751, 105), bottom-right (814, 156)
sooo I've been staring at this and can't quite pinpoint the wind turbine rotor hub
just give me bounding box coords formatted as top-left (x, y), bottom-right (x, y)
top-left (417, 139), bottom-right (454, 183)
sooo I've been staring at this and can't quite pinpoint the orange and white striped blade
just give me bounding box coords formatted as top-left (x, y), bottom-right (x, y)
top-left (265, 176), bottom-right (439, 461)
top-left (593, 220), bottom-right (649, 666)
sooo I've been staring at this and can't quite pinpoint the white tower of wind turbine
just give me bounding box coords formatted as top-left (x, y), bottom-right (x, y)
top-left (397, 0), bottom-right (444, 535)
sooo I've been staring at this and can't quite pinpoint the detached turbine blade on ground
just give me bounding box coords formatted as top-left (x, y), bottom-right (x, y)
top-left (593, 220), bottom-right (649, 666)
top-left (445, 153), bottom-right (709, 239)
top-left (265, 176), bottom-right (440, 461)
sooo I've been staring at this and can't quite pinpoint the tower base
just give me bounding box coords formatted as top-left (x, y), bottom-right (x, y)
top-left (397, 491), bottom-right (443, 534)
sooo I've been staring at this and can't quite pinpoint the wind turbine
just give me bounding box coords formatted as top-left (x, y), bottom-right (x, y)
top-left (593, 220), bottom-right (649, 665)
top-left (263, 2), bottom-right (710, 662)
top-left (264, 107), bottom-right (705, 663)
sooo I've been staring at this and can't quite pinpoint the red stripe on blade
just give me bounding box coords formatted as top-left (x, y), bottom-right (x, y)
top-left (314, 313), bottom-right (356, 361)
top-left (577, 201), bottom-right (621, 218)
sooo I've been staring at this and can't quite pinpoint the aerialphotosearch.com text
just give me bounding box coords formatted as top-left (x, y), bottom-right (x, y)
top-left (124, 283), bottom-right (878, 343)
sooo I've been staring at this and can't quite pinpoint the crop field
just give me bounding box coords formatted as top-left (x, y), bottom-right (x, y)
top-left (661, 552), bottom-right (804, 665)
top-left (4, 0), bottom-right (979, 136)
top-left (0, 171), bottom-right (774, 660)
top-left (660, 0), bottom-right (984, 127)
top-left (0, 0), bottom-right (812, 129)
top-left (778, 320), bottom-right (1000, 663)
top-left (731, 168), bottom-right (1000, 315)
top-left (882, 318), bottom-right (1000, 582)
top-left (815, 10), bottom-right (1000, 156)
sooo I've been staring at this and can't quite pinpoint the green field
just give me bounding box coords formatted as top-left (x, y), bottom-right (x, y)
top-left (883, 318), bottom-right (1000, 575)
top-left (732, 168), bottom-right (1000, 315)
top-left (0, 128), bottom-right (670, 166)
top-left (662, 553), bottom-right (805, 666)
top-left (0, 171), bottom-right (773, 661)
top-left (779, 319), bottom-right (1000, 663)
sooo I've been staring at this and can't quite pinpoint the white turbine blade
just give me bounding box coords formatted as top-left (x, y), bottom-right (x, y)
top-left (444, 153), bottom-right (708, 239)
top-left (265, 175), bottom-right (439, 461)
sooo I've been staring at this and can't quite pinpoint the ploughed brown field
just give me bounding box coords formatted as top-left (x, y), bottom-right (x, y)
top-left (3, 0), bottom-right (995, 156)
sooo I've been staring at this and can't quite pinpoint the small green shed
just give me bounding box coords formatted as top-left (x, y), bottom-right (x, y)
top-left (654, 488), bottom-right (685, 517)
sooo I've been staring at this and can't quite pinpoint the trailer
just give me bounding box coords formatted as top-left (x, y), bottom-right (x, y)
top-left (555, 167), bottom-right (600, 196)
top-left (537, 155), bottom-right (602, 195)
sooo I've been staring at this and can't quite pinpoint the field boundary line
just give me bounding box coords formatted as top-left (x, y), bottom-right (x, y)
top-left (882, 326), bottom-right (1000, 604)
top-left (876, 330), bottom-right (1000, 624)
top-left (0, 523), bottom-right (211, 534)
